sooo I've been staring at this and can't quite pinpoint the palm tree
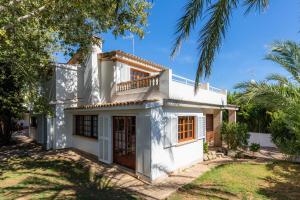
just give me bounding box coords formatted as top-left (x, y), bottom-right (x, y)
top-left (235, 41), bottom-right (300, 156)
top-left (235, 41), bottom-right (300, 109)
top-left (266, 41), bottom-right (300, 83)
top-left (171, 0), bottom-right (269, 89)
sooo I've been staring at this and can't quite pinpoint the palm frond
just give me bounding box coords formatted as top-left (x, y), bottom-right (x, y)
top-left (266, 73), bottom-right (289, 85)
top-left (194, 0), bottom-right (238, 90)
top-left (171, 0), bottom-right (210, 57)
top-left (266, 41), bottom-right (300, 83)
top-left (243, 0), bottom-right (269, 14)
top-left (235, 80), bottom-right (300, 109)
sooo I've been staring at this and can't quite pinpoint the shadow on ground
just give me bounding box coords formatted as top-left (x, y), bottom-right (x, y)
top-left (0, 142), bottom-right (138, 200)
top-left (258, 161), bottom-right (300, 200)
top-left (170, 161), bottom-right (300, 200)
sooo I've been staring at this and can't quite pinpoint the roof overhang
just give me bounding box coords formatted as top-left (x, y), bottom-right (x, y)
top-left (64, 99), bottom-right (162, 112)
top-left (99, 51), bottom-right (166, 73)
top-left (163, 99), bottom-right (239, 110)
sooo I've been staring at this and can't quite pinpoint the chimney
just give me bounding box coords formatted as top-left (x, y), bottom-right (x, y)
top-left (92, 36), bottom-right (103, 54)
top-left (89, 36), bottom-right (102, 104)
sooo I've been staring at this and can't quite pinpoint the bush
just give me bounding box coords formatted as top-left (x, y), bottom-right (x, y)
top-left (221, 122), bottom-right (249, 150)
top-left (203, 142), bottom-right (209, 154)
top-left (269, 104), bottom-right (300, 156)
top-left (250, 143), bottom-right (260, 152)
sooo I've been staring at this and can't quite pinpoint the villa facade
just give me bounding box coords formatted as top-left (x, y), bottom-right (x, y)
top-left (34, 39), bottom-right (237, 182)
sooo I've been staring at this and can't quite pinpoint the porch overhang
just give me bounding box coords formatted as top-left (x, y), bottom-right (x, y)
top-left (64, 99), bottom-right (162, 112)
top-left (163, 99), bottom-right (239, 110)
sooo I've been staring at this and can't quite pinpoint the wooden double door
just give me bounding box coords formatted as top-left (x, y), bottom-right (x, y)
top-left (112, 116), bottom-right (136, 170)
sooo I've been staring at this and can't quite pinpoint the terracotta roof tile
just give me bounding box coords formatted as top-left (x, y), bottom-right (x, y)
top-left (65, 99), bottom-right (159, 110)
top-left (99, 50), bottom-right (167, 70)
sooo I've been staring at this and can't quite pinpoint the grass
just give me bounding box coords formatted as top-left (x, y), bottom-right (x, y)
top-left (169, 161), bottom-right (300, 200)
top-left (0, 143), bottom-right (138, 200)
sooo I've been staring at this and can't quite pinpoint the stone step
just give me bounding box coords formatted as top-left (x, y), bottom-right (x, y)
top-left (216, 152), bottom-right (225, 157)
top-left (204, 152), bottom-right (227, 161)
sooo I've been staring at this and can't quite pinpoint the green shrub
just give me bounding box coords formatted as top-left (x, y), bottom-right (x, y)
top-left (250, 143), bottom-right (260, 152)
top-left (221, 122), bottom-right (249, 150)
top-left (203, 142), bottom-right (209, 154)
top-left (269, 104), bottom-right (300, 156)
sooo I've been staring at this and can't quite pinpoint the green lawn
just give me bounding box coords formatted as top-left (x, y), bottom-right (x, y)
top-left (0, 143), bottom-right (138, 200)
top-left (169, 161), bottom-right (300, 200)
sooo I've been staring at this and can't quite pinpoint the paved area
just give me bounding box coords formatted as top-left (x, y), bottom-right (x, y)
top-left (59, 150), bottom-right (234, 200)
top-left (256, 147), bottom-right (286, 160)
top-left (139, 158), bottom-right (234, 199)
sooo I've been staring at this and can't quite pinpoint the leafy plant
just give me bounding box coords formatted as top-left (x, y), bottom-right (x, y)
top-left (0, 0), bottom-right (151, 145)
top-left (269, 104), bottom-right (300, 156)
top-left (172, 0), bottom-right (269, 88)
top-left (250, 143), bottom-right (260, 153)
top-left (236, 40), bottom-right (300, 156)
top-left (203, 142), bottom-right (209, 154)
top-left (221, 122), bottom-right (249, 150)
top-left (224, 92), bottom-right (272, 133)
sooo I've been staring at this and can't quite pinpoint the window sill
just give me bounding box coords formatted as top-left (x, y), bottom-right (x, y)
top-left (73, 135), bottom-right (98, 141)
top-left (175, 139), bottom-right (198, 147)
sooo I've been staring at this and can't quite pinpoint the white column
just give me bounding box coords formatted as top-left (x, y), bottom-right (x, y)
top-left (228, 110), bottom-right (237, 123)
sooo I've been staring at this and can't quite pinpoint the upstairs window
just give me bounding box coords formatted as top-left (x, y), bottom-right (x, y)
top-left (178, 116), bottom-right (195, 142)
top-left (130, 68), bottom-right (149, 80)
top-left (74, 115), bottom-right (98, 139)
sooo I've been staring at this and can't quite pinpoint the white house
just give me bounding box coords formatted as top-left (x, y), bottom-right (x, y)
top-left (35, 38), bottom-right (238, 182)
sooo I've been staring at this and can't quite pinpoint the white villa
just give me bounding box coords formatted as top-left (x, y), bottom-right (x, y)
top-left (33, 38), bottom-right (238, 182)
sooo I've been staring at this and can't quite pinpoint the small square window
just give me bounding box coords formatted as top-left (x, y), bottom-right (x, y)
top-left (177, 116), bottom-right (195, 143)
top-left (74, 115), bottom-right (98, 139)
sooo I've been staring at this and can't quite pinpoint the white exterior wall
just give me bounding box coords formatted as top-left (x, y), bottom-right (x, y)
top-left (47, 43), bottom-right (228, 180)
top-left (48, 64), bottom-right (82, 149)
top-left (115, 61), bottom-right (159, 84)
top-left (248, 132), bottom-right (277, 148)
top-left (65, 108), bottom-right (152, 177)
top-left (170, 81), bottom-right (227, 105)
top-left (53, 103), bottom-right (75, 149)
top-left (150, 106), bottom-right (204, 180)
top-left (46, 116), bottom-right (55, 150)
top-left (72, 135), bottom-right (99, 156)
top-left (55, 65), bottom-right (81, 101)
top-left (99, 60), bottom-right (115, 102)
top-left (115, 62), bottom-right (131, 83)
top-left (81, 44), bottom-right (102, 104)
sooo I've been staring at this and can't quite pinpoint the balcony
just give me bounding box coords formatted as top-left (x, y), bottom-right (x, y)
top-left (116, 75), bottom-right (160, 92)
top-left (114, 69), bottom-right (227, 105)
top-left (171, 74), bottom-right (227, 95)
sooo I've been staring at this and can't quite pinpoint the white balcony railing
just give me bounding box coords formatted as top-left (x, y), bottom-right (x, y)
top-left (116, 75), bottom-right (160, 92)
top-left (209, 86), bottom-right (224, 94)
top-left (115, 72), bottom-right (226, 96)
top-left (172, 74), bottom-right (226, 95)
top-left (172, 74), bottom-right (195, 86)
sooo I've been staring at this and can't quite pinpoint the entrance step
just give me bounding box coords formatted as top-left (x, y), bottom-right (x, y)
top-left (204, 151), bottom-right (226, 161)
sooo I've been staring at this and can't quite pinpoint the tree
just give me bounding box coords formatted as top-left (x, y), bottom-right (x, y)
top-left (236, 41), bottom-right (300, 156)
top-left (221, 122), bottom-right (249, 150)
top-left (0, 62), bottom-right (25, 146)
top-left (0, 0), bottom-right (151, 145)
top-left (224, 92), bottom-right (272, 133)
top-left (171, 0), bottom-right (269, 89)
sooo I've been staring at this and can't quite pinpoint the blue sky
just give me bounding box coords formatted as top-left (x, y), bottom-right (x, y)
top-left (57, 0), bottom-right (300, 91)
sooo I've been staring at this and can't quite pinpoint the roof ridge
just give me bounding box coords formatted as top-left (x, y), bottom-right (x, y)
top-left (100, 50), bottom-right (168, 70)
